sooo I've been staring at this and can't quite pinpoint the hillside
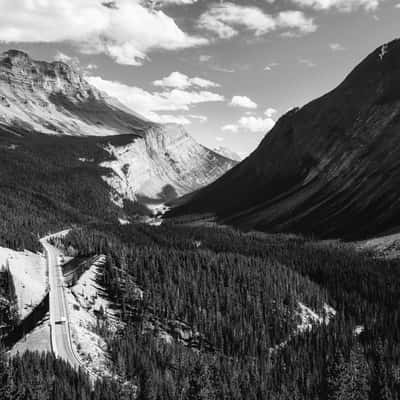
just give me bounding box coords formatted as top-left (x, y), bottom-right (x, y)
top-left (170, 39), bottom-right (400, 240)
top-left (0, 49), bottom-right (236, 206)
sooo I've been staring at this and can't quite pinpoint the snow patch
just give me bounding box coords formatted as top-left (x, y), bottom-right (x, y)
top-left (353, 325), bottom-right (365, 336)
top-left (297, 302), bottom-right (336, 332)
top-left (64, 255), bottom-right (122, 377)
top-left (379, 44), bottom-right (388, 61)
top-left (0, 247), bottom-right (47, 319)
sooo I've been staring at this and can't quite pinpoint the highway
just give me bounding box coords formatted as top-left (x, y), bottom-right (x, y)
top-left (40, 237), bottom-right (81, 369)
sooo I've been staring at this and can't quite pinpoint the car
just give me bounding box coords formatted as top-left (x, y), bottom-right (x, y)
top-left (55, 317), bottom-right (67, 325)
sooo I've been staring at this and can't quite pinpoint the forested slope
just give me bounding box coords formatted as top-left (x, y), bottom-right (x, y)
top-left (54, 223), bottom-right (400, 399)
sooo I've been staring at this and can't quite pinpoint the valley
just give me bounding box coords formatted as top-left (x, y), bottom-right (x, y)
top-left (0, 38), bottom-right (400, 400)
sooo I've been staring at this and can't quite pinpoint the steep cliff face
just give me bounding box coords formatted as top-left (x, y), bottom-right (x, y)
top-left (0, 50), bottom-right (236, 204)
top-left (171, 39), bottom-right (400, 239)
top-left (0, 50), bottom-right (152, 137)
top-left (102, 125), bottom-right (235, 203)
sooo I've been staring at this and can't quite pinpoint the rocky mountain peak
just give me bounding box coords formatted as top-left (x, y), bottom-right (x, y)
top-left (0, 49), bottom-right (95, 100)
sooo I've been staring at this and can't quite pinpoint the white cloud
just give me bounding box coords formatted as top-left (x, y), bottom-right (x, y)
top-left (189, 114), bottom-right (208, 122)
top-left (292, 0), bottom-right (381, 12)
top-left (298, 58), bottom-right (317, 67)
top-left (147, 0), bottom-right (198, 7)
top-left (238, 116), bottom-right (275, 133)
top-left (198, 3), bottom-right (316, 39)
top-left (222, 124), bottom-right (239, 133)
top-left (88, 75), bottom-right (224, 124)
top-left (329, 43), bottom-right (345, 51)
top-left (277, 11), bottom-right (318, 34)
top-left (222, 107), bottom-right (277, 134)
top-left (264, 62), bottom-right (279, 71)
top-left (230, 96), bottom-right (258, 109)
top-left (265, 108), bottom-right (277, 118)
top-left (0, 0), bottom-right (207, 66)
top-left (154, 71), bottom-right (220, 89)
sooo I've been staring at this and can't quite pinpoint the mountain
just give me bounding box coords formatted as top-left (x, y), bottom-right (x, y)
top-left (170, 39), bottom-right (400, 240)
top-left (213, 146), bottom-right (242, 162)
top-left (0, 50), bottom-right (236, 205)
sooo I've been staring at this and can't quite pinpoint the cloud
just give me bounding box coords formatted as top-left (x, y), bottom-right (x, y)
top-left (277, 11), bottom-right (318, 34)
top-left (222, 124), bottom-right (240, 133)
top-left (87, 75), bottom-right (224, 124)
top-left (264, 62), bottom-right (279, 71)
top-left (222, 107), bottom-right (277, 134)
top-left (230, 96), bottom-right (258, 109)
top-left (198, 3), bottom-right (316, 39)
top-left (265, 108), bottom-right (277, 118)
top-left (291, 0), bottom-right (381, 12)
top-left (329, 43), bottom-right (345, 51)
top-left (189, 114), bottom-right (208, 122)
top-left (298, 58), bottom-right (317, 67)
top-left (0, 0), bottom-right (207, 66)
top-left (238, 116), bottom-right (275, 133)
top-left (146, 0), bottom-right (199, 7)
top-left (154, 71), bottom-right (220, 89)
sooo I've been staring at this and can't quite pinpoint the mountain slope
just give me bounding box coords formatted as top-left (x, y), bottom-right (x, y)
top-left (170, 39), bottom-right (400, 240)
top-left (0, 50), bottom-right (236, 205)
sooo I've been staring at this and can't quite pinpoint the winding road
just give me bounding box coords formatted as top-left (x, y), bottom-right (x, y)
top-left (40, 236), bottom-right (80, 369)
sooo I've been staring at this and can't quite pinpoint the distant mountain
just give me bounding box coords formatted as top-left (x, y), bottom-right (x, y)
top-left (213, 146), bottom-right (242, 162)
top-left (170, 39), bottom-right (400, 240)
top-left (0, 50), bottom-right (236, 204)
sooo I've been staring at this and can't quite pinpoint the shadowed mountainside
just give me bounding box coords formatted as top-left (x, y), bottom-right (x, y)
top-left (170, 39), bottom-right (400, 240)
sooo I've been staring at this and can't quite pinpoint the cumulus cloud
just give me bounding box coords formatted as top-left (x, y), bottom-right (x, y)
top-left (222, 108), bottom-right (277, 134)
top-left (222, 124), bottom-right (240, 133)
top-left (238, 116), bottom-right (275, 133)
top-left (154, 72), bottom-right (220, 89)
top-left (198, 3), bottom-right (317, 39)
top-left (265, 108), bottom-right (277, 118)
top-left (291, 0), bottom-right (381, 12)
top-left (0, 0), bottom-right (207, 66)
top-left (230, 96), bottom-right (258, 109)
top-left (87, 75), bottom-right (224, 124)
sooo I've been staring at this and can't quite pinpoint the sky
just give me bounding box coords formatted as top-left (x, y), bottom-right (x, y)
top-left (0, 0), bottom-right (399, 158)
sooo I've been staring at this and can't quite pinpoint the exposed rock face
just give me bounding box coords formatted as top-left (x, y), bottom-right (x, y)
top-left (213, 146), bottom-right (242, 162)
top-left (0, 50), bottom-right (236, 203)
top-left (171, 39), bottom-right (400, 239)
top-left (0, 49), bottom-right (152, 136)
top-left (0, 49), bottom-right (93, 98)
top-left (102, 125), bottom-right (236, 203)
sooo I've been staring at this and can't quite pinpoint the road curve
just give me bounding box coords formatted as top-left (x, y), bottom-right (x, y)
top-left (40, 236), bottom-right (81, 370)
